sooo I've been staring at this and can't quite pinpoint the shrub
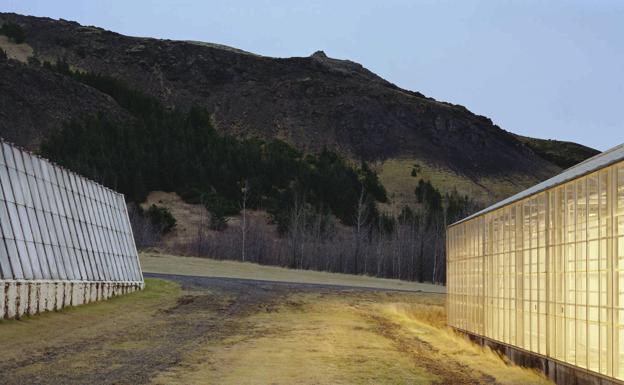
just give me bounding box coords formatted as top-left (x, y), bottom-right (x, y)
top-left (146, 205), bottom-right (177, 234)
top-left (0, 22), bottom-right (25, 44)
top-left (415, 179), bottom-right (442, 212)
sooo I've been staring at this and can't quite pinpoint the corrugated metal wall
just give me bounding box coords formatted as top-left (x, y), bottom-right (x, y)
top-left (0, 139), bottom-right (143, 284)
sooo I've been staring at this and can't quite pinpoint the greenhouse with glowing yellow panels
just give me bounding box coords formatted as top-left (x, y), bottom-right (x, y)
top-left (447, 144), bottom-right (624, 384)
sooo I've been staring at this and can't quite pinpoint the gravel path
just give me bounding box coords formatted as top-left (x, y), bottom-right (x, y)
top-left (144, 272), bottom-right (447, 295)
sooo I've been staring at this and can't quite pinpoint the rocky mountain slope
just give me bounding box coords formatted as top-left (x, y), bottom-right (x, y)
top-left (0, 57), bottom-right (131, 148)
top-left (0, 13), bottom-right (598, 207)
top-left (513, 135), bottom-right (599, 170)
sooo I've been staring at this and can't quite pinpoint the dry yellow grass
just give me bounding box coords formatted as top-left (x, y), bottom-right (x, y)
top-left (141, 191), bottom-right (277, 249)
top-left (0, 35), bottom-right (33, 62)
top-left (0, 272), bottom-right (551, 384)
top-left (154, 291), bottom-right (551, 385)
top-left (140, 252), bottom-right (446, 293)
top-left (142, 191), bottom-right (212, 247)
top-left (378, 302), bottom-right (552, 385)
top-left (153, 292), bottom-right (437, 385)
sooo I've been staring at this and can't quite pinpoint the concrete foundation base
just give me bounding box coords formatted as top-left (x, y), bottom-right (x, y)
top-left (455, 328), bottom-right (624, 385)
top-left (0, 280), bottom-right (144, 319)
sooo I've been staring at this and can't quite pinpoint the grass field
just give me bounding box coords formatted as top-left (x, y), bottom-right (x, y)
top-left (0, 255), bottom-right (551, 385)
top-left (140, 252), bottom-right (446, 293)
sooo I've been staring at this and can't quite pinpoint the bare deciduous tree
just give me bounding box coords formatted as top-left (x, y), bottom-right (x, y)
top-left (240, 181), bottom-right (249, 262)
top-left (127, 204), bottom-right (163, 249)
top-left (154, 186), bottom-right (479, 286)
top-left (353, 185), bottom-right (369, 275)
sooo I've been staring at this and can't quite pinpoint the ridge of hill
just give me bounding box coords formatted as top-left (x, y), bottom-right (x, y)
top-left (0, 13), bottom-right (598, 207)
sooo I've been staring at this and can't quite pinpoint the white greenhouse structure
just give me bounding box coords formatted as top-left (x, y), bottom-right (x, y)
top-left (0, 139), bottom-right (143, 319)
top-left (447, 144), bottom-right (624, 384)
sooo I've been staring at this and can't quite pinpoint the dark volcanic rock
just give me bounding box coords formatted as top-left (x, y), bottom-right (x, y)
top-left (0, 57), bottom-right (130, 150)
top-left (0, 12), bottom-right (577, 183)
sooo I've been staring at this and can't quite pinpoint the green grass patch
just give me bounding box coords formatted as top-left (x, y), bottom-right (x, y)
top-left (0, 278), bottom-right (180, 363)
top-left (377, 157), bottom-right (544, 212)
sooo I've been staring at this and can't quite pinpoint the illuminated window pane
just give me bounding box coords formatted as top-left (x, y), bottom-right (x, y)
top-left (447, 161), bottom-right (624, 380)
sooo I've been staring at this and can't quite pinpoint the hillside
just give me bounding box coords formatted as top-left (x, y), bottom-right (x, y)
top-left (0, 12), bottom-right (597, 207)
top-left (513, 134), bottom-right (600, 169)
top-left (0, 57), bottom-right (131, 149)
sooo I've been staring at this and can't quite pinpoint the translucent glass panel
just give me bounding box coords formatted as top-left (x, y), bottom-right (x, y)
top-left (447, 160), bottom-right (624, 381)
top-left (447, 218), bottom-right (484, 335)
top-left (616, 165), bottom-right (624, 378)
top-left (0, 140), bottom-right (142, 283)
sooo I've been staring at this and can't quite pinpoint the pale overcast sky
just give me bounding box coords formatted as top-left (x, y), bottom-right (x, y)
top-left (3, 0), bottom-right (622, 150)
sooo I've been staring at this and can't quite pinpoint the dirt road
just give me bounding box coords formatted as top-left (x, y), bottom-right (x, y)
top-left (0, 274), bottom-right (550, 385)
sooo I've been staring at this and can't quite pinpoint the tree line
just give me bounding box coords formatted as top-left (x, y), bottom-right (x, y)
top-left (40, 61), bottom-right (388, 232)
top-left (186, 179), bottom-right (477, 284)
top-left (38, 60), bottom-right (478, 284)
